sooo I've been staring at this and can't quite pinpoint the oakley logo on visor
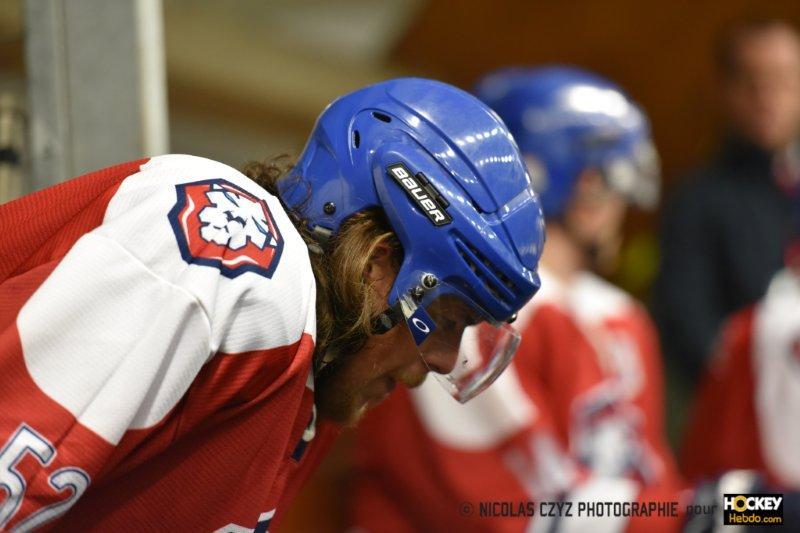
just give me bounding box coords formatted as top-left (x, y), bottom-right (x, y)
top-left (412, 318), bottom-right (431, 333)
top-left (407, 305), bottom-right (437, 346)
top-left (387, 162), bottom-right (452, 226)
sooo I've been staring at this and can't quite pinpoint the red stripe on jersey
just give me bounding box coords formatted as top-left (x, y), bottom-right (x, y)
top-left (0, 158), bottom-right (148, 282)
top-left (56, 334), bottom-right (319, 532)
top-left (0, 264), bottom-right (114, 531)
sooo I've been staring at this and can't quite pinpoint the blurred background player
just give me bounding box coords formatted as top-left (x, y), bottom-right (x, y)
top-left (681, 188), bottom-right (800, 490)
top-left (475, 68), bottom-right (676, 485)
top-left (654, 19), bottom-right (800, 384)
top-left (682, 257), bottom-right (800, 491)
top-left (348, 67), bottom-right (686, 533)
top-left (0, 78), bottom-right (544, 530)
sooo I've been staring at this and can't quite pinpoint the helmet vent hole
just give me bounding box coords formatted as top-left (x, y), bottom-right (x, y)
top-left (455, 239), bottom-right (518, 306)
top-left (372, 112), bottom-right (392, 123)
top-left (353, 130), bottom-right (361, 148)
top-left (458, 249), bottom-right (502, 301)
top-left (464, 241), bottom-right (517, 292)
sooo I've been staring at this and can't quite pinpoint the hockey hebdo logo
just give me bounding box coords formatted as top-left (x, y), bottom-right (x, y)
top-left (723, 494), bottom-right (783, 526)
top-left (386, 162), bottom-right (452, 226)
top-left (168, 179), bottom-right (283, 278)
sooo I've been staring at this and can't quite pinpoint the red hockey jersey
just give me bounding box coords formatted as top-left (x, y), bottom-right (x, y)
top-left (0, 155), bottom-right (333, 531)
top-left (567, 272), bottom-right (678, 486)
top-left (682, 268), bottom-right (800, 490)
top-left (349, 268), bottom-right (686, 532)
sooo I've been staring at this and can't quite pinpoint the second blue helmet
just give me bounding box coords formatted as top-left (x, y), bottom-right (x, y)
top-left (474, 66), bottom-right (660, 218)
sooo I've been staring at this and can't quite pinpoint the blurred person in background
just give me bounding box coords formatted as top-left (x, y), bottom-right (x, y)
top-left (0, 79), bottom-right (545, 531)
top-left (681, 200), bottom-right (800, 490)
top-left (654, 19), bottom-right (800, 383)
top-left (348, 67), bottom-right (688, 533)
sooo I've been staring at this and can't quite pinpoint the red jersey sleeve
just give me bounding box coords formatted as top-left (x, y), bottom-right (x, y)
top-left (0, 155), bottom-right (319, 531)
top-left (681, 307), bottom-right (764, 481)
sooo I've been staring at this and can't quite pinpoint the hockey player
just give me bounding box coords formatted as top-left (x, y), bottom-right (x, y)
top-left (0, 78), bottom-right (544, 531)
top-left (349, 67), bottom-right (684, 532)
top-left (473, 67), bottom-right (677, 484)
top-left (682, 231), bottom-right (800, 490)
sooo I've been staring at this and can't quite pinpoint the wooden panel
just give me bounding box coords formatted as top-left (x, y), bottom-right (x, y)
top-left (391, 0), bottom-right (800, 184)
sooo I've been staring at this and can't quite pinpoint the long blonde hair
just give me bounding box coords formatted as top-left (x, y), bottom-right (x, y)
top-left (242, 157), bottom-right (402, 371)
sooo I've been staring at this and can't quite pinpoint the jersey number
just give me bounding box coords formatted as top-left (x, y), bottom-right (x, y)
top-left (0, 424), bottom-right (90, 531)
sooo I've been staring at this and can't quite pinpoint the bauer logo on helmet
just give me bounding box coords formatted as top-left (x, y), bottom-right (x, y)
top-left (387, 162), bottom-right (452, 226)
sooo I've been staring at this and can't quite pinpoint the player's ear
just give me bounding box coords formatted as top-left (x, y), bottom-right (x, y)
top-left (364, 241), bottom-right (397, 300)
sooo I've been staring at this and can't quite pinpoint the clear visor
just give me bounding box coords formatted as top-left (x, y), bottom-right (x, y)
top-left (394, 281), bottom-right (521, 403)
top-left (600, 139), bottom-right (660, 210)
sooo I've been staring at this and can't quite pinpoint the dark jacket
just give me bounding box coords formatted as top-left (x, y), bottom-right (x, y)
top-left (653, 138), bottom-right (797, 380)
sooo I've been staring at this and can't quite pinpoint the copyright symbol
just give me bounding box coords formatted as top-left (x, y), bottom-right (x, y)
top-left (459, 501), bottom-right (475, 516)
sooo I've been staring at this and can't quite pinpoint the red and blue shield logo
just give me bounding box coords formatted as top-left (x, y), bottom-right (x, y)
top-left (168, 179), bottom-right (284, 278)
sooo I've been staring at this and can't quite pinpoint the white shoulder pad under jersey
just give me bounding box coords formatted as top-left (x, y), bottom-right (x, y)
top-left (16, 154), bottom-right (316, 445)
top-left (568, 271), bottom-right (632, 326)
top-left (752, 268), bottom-right (800, 486)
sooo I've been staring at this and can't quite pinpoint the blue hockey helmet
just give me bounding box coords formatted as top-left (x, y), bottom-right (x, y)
top-left (278, 78), bottom-right (545, 402)
top-left (474, 66), bottom-right (660, 218)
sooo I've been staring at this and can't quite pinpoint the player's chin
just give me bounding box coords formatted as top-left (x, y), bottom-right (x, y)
top-left (395, 369), bottom-right (428, 389)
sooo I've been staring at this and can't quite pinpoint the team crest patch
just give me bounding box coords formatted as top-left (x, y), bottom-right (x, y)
top-left (168, 179), bottom-right (283, 278)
